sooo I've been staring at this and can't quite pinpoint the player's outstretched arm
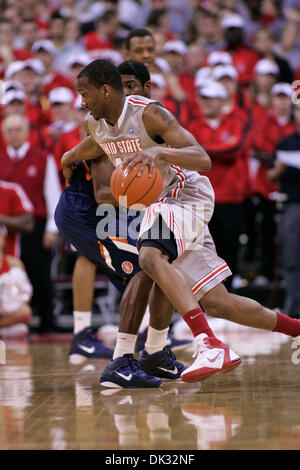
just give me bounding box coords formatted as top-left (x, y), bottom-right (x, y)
top-left (121, 104), bottom-right (211, 174)
top-left (61, 135), bottom-right (105, 185)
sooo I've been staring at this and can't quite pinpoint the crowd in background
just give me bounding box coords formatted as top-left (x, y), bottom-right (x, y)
top-left (1, 0), bottom-right (300, 332)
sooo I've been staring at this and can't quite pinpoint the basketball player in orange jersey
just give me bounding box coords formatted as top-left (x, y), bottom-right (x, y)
top-left (61, 59), bottom-right (300, 388)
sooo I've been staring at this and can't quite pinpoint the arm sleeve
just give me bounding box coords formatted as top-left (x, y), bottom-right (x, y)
top-left (44, 155), bottom-right (62, 233)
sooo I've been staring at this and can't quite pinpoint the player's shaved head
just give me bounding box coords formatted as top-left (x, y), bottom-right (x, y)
top-left (77, 59), bottom-right (123, 92)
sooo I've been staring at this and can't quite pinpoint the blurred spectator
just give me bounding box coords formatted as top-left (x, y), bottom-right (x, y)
top-left (222, 13), bottom-right (260, 87)
top-left (32, 39), bottom-right (74, 95)
top-left (283, 0), bottom-right (300, 24)
top-left (163, 39), bottom-right (187, 75)
top-left (206, 50), bottom-right (233, 67)
top-left (274, 21), bottom-right (300, 73)
top-left (0, 180), bottom-right (34, 257)
top-left (258, 0), bottom-right (285, 39)
top-left (190, 5), bottom-right (224, 52)
top-left (13, 19), bottom-right (37, 60)
top-left (53, 18), bottom-right (88, 75)
top-left (0, 114), bottom-right (61, 332)
top-left (0, 90), bottom-right (42, 148)
top-left (180, 41), bottom-right (207, 116)
top-left (41, 86), bottom-right (76, 156)
top-left (250, 58), bottom-right (280, 112)
top-left (3, 59), bottom-right (48, 132)
top-left (51, 92), bottom-right (85, 181)
top-left (0, 18), bottom-right (17, 72)
top-left (48, 12), bottom-right (67, 50)
top-left (150, 73), bottom-right (189, 126)
top-left (83, 10), bottom-right (119, 57)
top-left (0, 225), bottom-right (32, 338)
top-left (188, 81), bottom-right (249, 285)
top-left (65, 53), bottom-right (91, 89)
top-left (2, 5), bottom-right (23, 31)
top-left (147, 8), bottom-right (176, 40)
top-left (251, 82), bottom-right (295, 284)
top-left (254, 28), bottom-right (294, 83)
top-left (268, 101), bottom-right (300, 317)
top-left (118, 0), bottom-right (151, 30)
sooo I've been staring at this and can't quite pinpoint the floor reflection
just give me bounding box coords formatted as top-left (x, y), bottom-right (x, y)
top-left (0, 329), bottom-right (299, 450)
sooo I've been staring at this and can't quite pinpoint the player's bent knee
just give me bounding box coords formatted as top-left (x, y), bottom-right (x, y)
top-left (138, 246), bottom-right (163, 277)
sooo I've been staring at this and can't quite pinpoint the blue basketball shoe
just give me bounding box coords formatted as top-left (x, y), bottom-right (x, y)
top-left (100, 354), bottom-right (162, 389)
top-left (140, 346), bottom-right (187, 380)
top-left (136, 328), bottom-right (192, 353)
top-left (69, 327), bottom-right (114, 364)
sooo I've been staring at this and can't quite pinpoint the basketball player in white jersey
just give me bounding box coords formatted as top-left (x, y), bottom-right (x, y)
top-left (61, 59), bottom-right (242, 385)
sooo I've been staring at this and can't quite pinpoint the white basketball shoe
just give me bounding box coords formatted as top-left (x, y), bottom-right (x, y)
top-left (181, 333), bottom-right (241, 383)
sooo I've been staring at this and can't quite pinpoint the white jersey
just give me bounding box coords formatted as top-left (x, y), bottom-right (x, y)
top-left (87, 95), bottom-right (176, 188)
top-left (87, 95), bottom-right (230, 293)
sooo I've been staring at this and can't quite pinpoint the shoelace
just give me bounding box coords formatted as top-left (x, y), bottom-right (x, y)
top-left (192, 336), bottom-right (209, 358)
top-left (163, 347), bottom-right (177, 365)
top-left (127, 356), bottom-right (143, 372)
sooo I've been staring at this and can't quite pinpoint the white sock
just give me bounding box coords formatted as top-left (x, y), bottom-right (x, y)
top-left (73, 311), bottom-right (92, 334)
top-left (145, 326), bottom-right (169, 355)
top-left (139, 305), bottom-right (150, 332)
top-left (113, 332), bottom-right (137, 360)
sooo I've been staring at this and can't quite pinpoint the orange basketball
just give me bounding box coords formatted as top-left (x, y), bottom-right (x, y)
top-left (110, 162), bottom-right (163, 208)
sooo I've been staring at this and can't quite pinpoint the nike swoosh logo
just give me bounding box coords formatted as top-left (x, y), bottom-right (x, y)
top-left (190, 314), bottom-right (201, 319)
top-left (116, 372), bottom-right (133, 381)
top-left (208, 352), bottom-right (222, 363)
top-left (78, 344), bottom-right (95, 354)
top-left (157, 366), bottom-right (178, 375)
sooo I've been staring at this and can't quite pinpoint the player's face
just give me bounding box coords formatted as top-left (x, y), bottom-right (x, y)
top-left (121, 74), bottom-right (150, 97)
top-left (127, 36), bottom-right (156, 69)
top-left (77, 76), bottom-right (106, 121)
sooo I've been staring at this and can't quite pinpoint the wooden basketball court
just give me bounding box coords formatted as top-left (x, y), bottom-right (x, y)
top-left (0, 324), bottom-right (300, 451)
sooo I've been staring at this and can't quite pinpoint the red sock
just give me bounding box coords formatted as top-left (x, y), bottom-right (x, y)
top-left (273, 312), bottom-right (300, 337)
top-left (183, 307), bottom-right (216, 339)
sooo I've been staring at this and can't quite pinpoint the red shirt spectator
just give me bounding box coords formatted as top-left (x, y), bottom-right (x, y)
top-left (0, 180), bottom-right (34, 257)
top-left (227, 44), bottom-right (259, 87)
top-left (222, 14), bottom-right (259, 87)
top-left (83, 31), bottom-right (114, 52)
top-left (42, 73), bottom-right (74, 96)
top-left (252, 111), bottom-right (295, 199)
top-left (188, 84), bottom-right (249, 204)
top-left (83, 10), bottom-right (119, 54)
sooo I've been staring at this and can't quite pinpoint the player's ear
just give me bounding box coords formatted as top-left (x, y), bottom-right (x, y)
top-left (144, 80), bottom-right (151, 98)
top-left (102, 84), bottom-right (112, 98)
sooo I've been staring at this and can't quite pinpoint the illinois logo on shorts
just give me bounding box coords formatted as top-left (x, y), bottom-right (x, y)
top-left (122, 261), bottom-right (133, 274)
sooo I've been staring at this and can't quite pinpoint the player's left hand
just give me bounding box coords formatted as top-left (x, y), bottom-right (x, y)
top-left (120, 148), bottom-right (161, 178)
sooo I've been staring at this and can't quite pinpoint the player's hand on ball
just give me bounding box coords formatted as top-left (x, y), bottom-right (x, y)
top-left (120, 148), bottom-right (161, 178)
